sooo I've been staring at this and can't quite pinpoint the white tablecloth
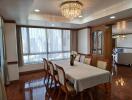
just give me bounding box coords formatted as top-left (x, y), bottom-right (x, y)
top-left (53, 60), bottom-right (111, 92)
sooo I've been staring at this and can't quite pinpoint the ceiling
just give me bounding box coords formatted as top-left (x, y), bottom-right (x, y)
top-left (0, 0), bottom-right (132, 28)
top-left (31, 0), bottom-right (122, 17)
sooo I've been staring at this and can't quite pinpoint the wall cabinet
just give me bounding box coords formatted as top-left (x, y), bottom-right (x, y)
top-left (92, 31), bottom-right (104, 55)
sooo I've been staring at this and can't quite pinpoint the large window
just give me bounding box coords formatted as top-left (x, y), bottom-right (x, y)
top-left (21, 27), bottom-right (70, 64)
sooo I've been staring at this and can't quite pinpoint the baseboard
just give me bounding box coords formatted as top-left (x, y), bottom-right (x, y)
top-left (19, 69), bottom-right (44, 76)
top-left (116, 63), bottom-right (131, 67)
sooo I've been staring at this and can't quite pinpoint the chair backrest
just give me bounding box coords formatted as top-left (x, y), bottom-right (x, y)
top-left (43, 58), bottom-right (48, 70)
top-left (97, 60), bottom-right (108, 70)
top-left (56, 65), bottom-right (66, 86)
top-left (80, 55), bottom-right (85, 63)
top-left (48, 61), bottom-right (55, 76)
top-left (84, 57), bottom-right (91, 65)
top-left (75, 54), bottom-right (80, 62)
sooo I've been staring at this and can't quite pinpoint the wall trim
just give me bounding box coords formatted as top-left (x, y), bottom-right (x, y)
top-left (19, 69), bottom-right (44, 76)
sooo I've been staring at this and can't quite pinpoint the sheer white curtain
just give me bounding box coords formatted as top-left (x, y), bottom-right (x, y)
top-left (47, 29), bottom-right (63, 60)
top-left (63, 30), bottom-right (70, 58)
top-left (21, 27), bottom-right (70, 64)
top-left (21, 27), bottom-right (47, 64)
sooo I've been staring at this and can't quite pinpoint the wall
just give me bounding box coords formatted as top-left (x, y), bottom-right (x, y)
top-left (71, 30), bottom-right (78, 51)
top-left (19, 63), bottom-right (44, 72)
top-left (77, 28), bottom-right (90, 54)
top-left (4, 23), bottom-right (19, 81)
top-left (116, 34), bottom-right (132, 48)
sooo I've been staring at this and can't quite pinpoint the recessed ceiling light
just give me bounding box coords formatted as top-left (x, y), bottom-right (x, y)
top-left (110, 16), bottom-right (115, 19)
top-left (79, 15), bottom-right (82, 18)
top-left (34, 9), bottom-right (40, 12)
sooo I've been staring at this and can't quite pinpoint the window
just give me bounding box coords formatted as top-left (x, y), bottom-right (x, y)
top-left (21, 27), bottom-right (70, 64)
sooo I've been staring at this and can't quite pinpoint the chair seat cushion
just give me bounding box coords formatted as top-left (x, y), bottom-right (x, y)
top-left (97, 61), bottom-right (107, 70)
top-left (84, 58), bottom-right (91, 65)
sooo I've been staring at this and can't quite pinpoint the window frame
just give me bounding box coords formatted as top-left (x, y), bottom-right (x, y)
top-left (20, 27), bottom-right (71, 64)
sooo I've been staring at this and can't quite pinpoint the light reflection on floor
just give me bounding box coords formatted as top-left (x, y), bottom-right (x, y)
top-left (24, 78), bottom-right (46, 100)
top-left (115, 77), bottom-right (126, 86)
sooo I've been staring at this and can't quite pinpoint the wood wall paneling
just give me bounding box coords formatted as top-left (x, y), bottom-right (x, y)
top-left (91, 25), bottom-right (112, 70)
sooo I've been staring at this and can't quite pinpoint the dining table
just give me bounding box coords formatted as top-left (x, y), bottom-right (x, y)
top-left (52, 60), bottom-right (111, 92)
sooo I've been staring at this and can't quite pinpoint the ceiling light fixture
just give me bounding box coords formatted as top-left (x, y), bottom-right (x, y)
top-left (79, 15), bottom-right (82, 18)
top-left (110, 16), bottom-right (115, 19)
top-left (60, 1), bottom-right (83, 19)
top-left (34, 9), bottom-right (40, 12)
top-left (113, 20), bottom-right (127, 39)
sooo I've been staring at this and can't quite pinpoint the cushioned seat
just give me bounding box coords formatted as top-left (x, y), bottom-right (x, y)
top-left (84, 57), bottom-right (91, 65)
top-left (97, 60), bottom-right (107, 70)
top-left (56, 65), bottom-right (76, 99)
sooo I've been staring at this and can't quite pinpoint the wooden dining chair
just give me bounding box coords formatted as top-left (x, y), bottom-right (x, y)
top-left (48, 61), bottom-right (59, 98)
top-left (80, 55), bottom-right (85, 63)
top-left (56, 64), bottom-right (76, 100)
top-left (42, 58), bottom-right (51, 98)
top-left (97, 59), bottom-right (108, 70)
top-left (84, 57), bottom-right (92, 65)
top-left (42, 58), bottom-right (50, 84)
top-left (96, 58), bottom-right (110, 93)
top-left (75, 54), bottom-right (80, 62)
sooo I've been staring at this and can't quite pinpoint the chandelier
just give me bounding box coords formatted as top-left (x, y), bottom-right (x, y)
top-left (60, 1), bottom-right (83, 19)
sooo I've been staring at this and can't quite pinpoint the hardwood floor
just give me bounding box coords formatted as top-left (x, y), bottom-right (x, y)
top-left (6, 66), bottom-right (132, 100)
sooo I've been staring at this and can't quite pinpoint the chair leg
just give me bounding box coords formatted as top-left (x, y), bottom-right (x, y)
top-left (57, 88), bottom-right (61, 100)
top-left (49, 77), bottom-right (53, 89)
top-left (80, 92), bottom-right (83, 100)
top-left (47, 75), bottom-right (51, 88)
top-left (65, 94), bottom-right (68, 100)
top-left (88, 91), bottom-right (93, 100)
top-left (44, 72), bottom-right (47, 85)
top-left (105, 83), bottom-right (111, 94)
top-left (53, 80), bottom-right (58, 99)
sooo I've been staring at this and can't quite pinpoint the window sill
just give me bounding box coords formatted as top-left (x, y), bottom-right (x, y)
top-left (23, 58), bottom-right (69, 65)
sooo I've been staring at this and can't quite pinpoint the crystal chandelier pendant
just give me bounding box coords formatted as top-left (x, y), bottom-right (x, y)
top-left (60, 1), bottom-right (83, 19)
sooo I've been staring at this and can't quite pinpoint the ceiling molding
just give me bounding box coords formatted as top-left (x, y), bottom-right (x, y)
top-left (17, 24), bottom-right (77, 30)
top-left (27, 0), bottom-right (132, 28)
top-left (75, 0), bottom-right (132, 24)
top-left (28, 13), bottom-right (69, 22)
top-left (1, 0), bottom-right (132, 28)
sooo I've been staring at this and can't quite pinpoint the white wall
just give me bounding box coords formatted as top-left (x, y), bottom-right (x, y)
top-left (5, 23), bottom-right (18, 61)
top-left (78, 28), bottom-right (90, 54)
top-left (116, 34), bottom-right (132, 53)
top-left (19, 63), bottom-right (44, 72)
top-left (4, 23), bottom-right (19, 81)
top-left (116, 34), bottom-right (132, 48)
